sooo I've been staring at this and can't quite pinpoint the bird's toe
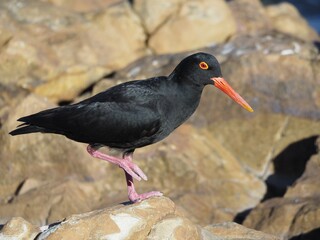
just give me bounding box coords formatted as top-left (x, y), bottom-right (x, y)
top-left (129, 191), bottom-right (163, 203)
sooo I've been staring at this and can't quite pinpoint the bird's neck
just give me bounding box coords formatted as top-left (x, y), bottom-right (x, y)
top-left (163, 80), bottom-right (203, 129)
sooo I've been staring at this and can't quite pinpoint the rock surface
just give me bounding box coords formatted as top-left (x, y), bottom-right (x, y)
top-left (265, 2), bottom-right (319, 42)
top-left (1, 32), bottom-right (319, 232)
top-left (0, 95), bottom-right (107, 206)
top-left (204, 222), bottom-right (280, 240)
top-left (148, 0), bottom-right (236, 54)
top-left (228, 0), bottom-right (271, 35)
top-left (243, 138), bottom-right (320, 240)
top-left (0, 217), bottom-right (40, 240)
top-left (0, 0), bottom-right (319, 239)
top-left (0, 197), bottom-right (280, 240)
top-left (0, 0), bottom-right (147, 102)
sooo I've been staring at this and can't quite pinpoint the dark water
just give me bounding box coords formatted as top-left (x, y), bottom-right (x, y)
top-left (262, 0), bottom-right (320, 33)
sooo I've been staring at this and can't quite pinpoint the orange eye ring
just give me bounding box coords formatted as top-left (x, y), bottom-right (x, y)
top-left (199, 61), bottom-right (209, 70)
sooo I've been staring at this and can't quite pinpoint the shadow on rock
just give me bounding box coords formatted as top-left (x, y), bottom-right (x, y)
top-left (235, 135), bottom-right (319, 224)
top-left (289, 227), bottom-right (320, 240)
top-left (233, 208), bottom-right (252, 225)
top-left (262, 135), bottom-right (318, 201)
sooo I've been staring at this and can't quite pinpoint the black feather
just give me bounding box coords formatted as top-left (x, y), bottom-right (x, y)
top-left (9, 53), bottom-right (224, 151)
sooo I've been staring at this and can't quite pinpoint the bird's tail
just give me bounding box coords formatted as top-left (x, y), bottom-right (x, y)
top-left (9, 124), bottom-right (49, 136)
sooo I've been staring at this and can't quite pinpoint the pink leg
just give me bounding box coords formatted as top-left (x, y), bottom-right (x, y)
top-left (87, 145), bottom-right (147, 181)
top-left (125, 172), bottom-right (163, 202)
top-left (123, 152), bottom-right (163, 202)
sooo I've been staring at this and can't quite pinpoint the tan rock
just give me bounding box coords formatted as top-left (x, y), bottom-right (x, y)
top-left (31, 197), bottom-right (277, 240)
top-left (209, 114), bottom-right (320, 178)
top-left (0, 217), bottom-right (40, 239)
top-left (39, 197), bottom-right (175, 239)
top-left (204, 222), bottom-right (280, 240)
top-left (285, 153), bottom-right (320, 199)
top-left (0, 0), bottom-right (147, 102)
top-left (0, 83), bottom-right (28, 126)
top-left (135, 124), bottom-right (265, 224)
top-left (228, 0), bottom-right (271, 35)
top-left (134, 0), bottom-right (183, 34)
top-left (33, 66), bottom-right (109, 102)
top-left (244, 197), bottom-right (320, 239)
top-left (0, 179), bottom-right (104, 226)
top-left (244, 147), bottom-right (320, 239)
top-left (149, 0), bottom-right (236, 54)
top-left (43, 0), bottom-right (121, 13)
top-left (147, 216), bottom-right (201, 240)
top-left (0, 94), bottom-right (109, 204)
top-left (266, 2), bottom-right (319, 42)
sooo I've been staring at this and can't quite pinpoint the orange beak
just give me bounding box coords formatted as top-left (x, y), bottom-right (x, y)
top-left (211, 77), bottom-right (254, 112)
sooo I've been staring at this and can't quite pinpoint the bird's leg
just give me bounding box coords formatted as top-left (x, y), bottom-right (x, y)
top-left (87, 144), bottom-right (147, 181)
top-left (123, 152), bottom-right (163, 203)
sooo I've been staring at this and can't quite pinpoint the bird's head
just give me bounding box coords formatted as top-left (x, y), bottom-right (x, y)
top-left (171, 52), bottom-right (254, 112)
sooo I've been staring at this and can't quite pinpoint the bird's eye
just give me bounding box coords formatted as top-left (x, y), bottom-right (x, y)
top-left (199, 61), bottom-right (209, 70)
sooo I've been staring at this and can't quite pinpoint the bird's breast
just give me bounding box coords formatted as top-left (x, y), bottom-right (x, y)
top-left (160, 90), bottom-right (201, 133)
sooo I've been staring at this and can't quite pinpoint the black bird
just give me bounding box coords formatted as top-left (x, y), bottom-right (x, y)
top-left (10, 52), bottom-right (253, 202)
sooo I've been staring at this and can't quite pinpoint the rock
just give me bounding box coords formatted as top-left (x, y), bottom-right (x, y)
top-left (38, 197), bottom-right (176, 239)
top-left (228, 0), bottom-right (318, 42)
top-left (228, 0), bottom-right (271, 35)
top-left (134, 0), bottom-right (182, 34)
top-left (0, 196), bottom-right (276, 240)
top-left (0, 217), bottom-right (40, 239)
top-left (266, 2), bottom-right (319, 42)
top-left (198, 34), bottom-right (320, 122)
top-left (135, 124), bottom-right (265, 224)
top-left (148, 216), bottom-right (200, 240)
top-left (148, 0), bottom-right (236, 54)
top-left (243, 197), bottom-right (320, 240)
top-left (204, 222), bottom-right (280, 240)
top-left (0, 0), bottom-right (318, 238)
top-left (43, 0), bottom-right (121, 13)
top-left (209, 114), bottom-right (320, 179)
top-left (0, 83), bottom-right (28, 126)
top-left (0, 0), bottom-right (147, 102)
top-left (0, 94), bottom-right (109, 206)
top-left (243, 139), bottom-right (320, 239)
top-left (33, 66), bottom-right (110, 102)
top-left (0, 179), bottom-right (107, 226)
top-left (284, 138), bottom-right (320, 199)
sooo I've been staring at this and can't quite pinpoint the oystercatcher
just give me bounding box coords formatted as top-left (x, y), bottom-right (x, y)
top-left (10, 52), bottom-right (253, 202)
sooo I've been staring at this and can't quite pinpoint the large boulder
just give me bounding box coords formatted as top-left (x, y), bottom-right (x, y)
top-left (265, 2), bottom-right (319, 42)
top-left (0, 95), bottom-right (108, 208)
top-left (0, 0), bottom-right (147, 102)
top-left (0, 0), bottom-right (319, 238)
top-left (0, 197), bottom-right (280, 240)
top-left (243, 139), bottom-right (320, 239)
top-left (147, 0), bottom-right (237, 54)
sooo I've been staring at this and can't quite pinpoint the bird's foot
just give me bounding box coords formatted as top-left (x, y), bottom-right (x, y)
top-left (119, 157), bottom-right (148, 182)
top-left (125, 172), bottom-right (163, 202)
top-left (128, 190), bottom-right (163, 203)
